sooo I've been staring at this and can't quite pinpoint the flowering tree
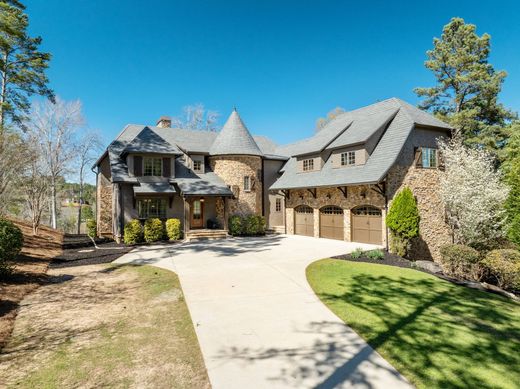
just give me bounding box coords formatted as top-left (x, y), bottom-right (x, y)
top-left (439, 138), bottom-right (509, 249)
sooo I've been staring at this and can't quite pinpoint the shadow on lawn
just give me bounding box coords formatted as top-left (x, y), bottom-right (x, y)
top-left (318, 273), bottom-right (520, 388)
top-left (215, 273), bottom-right (519, 389)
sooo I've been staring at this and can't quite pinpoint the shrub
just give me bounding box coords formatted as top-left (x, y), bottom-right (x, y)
top-left (86, 218), bottom-right (97, 238)
top-left (244, 215), bottom-right (259, 235)
top-left (228, 215), bottom-right (243, 236)
top-left (481, 249), bottom-right (520, 291)
top-left (144, 218), bottom-right (165, 243)
top-left (0, 218), bottom-right (24, 276)
top-left (386, 187), bottom-right (420, 257)
top-left (505, 158), bottom-right (520, 246)
top-left (255, 215), bottom-right (266, 235)
top-left (124, 219), bottom-right (143, 245)
top-left (366, 249), bottom-right (385, 260)
top-left (350, 248), bottom-right (364, 259)
top-left (439, 244), bottom-right (482, 281)
top-left (166, 218), bottom-right (182, 241)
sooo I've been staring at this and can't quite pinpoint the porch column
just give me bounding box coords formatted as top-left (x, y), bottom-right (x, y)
top-left (183, 197), bottom-right (190, 236)
top-left (223, 197), bottom-right (229, 231)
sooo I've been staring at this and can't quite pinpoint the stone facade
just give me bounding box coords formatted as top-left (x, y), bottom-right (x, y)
top-left (285, 185), bottom-right (387, 244)
top-left (97, 174), bottom-right (113, 236)
top-left (209, 156), bottom-right (263, 216)
top-left (386, 164), bottom-right (451, 261)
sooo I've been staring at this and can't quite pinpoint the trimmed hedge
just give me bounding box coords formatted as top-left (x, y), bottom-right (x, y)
top-left (86, 218), bottom-right (97, 238)
top-left (481, 249), bottom-right (520, 291)
top-left (166, 218), bottom-right (182, 241)
top-left (124, 219), bottom-right (143, 245)
top-left (228, 214), bottom-right (266, 236)
top-left (439, 244), bottom-right (482, 281)
top-left (144, 218), bottom-right (165, 243)
top-left (0, 218), bottom-right (24, 275)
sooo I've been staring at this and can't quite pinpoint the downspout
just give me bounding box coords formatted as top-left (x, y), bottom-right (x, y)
top-left (91, 165), bottom-right (100, 237)
top-left (261, 158), bottom-right (265, 217)
top-left (384, 180), bottom-right (389, 252)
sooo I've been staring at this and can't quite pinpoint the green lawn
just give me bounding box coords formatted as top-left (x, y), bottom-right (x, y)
top-left (307, 259), bottom-right (520, 389)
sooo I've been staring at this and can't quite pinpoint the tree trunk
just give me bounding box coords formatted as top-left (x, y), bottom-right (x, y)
top-left (50, 176), bottom-right (57, 229)
top-left (77, 180), bottom-right (83, 235)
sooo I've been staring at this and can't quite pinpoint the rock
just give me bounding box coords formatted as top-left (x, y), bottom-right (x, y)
top-left (413, 260), bottom-right (442, 273)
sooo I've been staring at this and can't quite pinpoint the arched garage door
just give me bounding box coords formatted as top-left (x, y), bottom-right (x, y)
top-left (294, 205), bottom-right (314, 237)
top-left (351, 206), bottom-right (382, 245)
top-left (320, 206), bottom-right (344, 240)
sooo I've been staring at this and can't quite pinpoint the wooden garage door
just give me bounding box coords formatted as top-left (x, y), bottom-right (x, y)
top-left (294, 205), bottom-right (314, 237)
top-left (351, 206), bottom-right (382, 245)
top-left (320, 206), bottom-right (344, 240)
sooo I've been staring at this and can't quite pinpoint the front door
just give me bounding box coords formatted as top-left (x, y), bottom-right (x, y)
top-left (191, 200), bottom-right (204, 228)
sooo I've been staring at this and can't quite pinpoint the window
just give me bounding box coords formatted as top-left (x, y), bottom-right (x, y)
top-left (143, 157), bottom-right (162, 176)
top-left (244, 176), bottom-right (251, 192)
top-left (340, 151), bottom-right (356, 166)
top-left (420, 148), bottom-right (438, 168)
top-left (302, 158), bottom-right (314, 172)
top-left (193, 160), bottom-right (202, 172)
top-left (137, 198), bottom-right (167, 218)
top-left (275, 198), bottom-right (282, 212)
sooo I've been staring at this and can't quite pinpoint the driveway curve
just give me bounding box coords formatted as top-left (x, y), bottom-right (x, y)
top-left (114, 235), bottom-right (412, 389)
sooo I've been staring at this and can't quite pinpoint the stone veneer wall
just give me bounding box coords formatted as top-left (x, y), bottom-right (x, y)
top-left (386, 164), bottom-right (452, 262)
top-left (209, 156), bottom-right (262, 216)
top-left (285, 186), bottom-right (387, 245)
top-left (97, 174), bottom-right (113, 236)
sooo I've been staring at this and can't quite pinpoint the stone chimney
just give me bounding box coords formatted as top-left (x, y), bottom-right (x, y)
top-left (156, 116), bottom-right (172, 128)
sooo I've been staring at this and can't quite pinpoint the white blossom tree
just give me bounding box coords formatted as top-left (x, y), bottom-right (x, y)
top-left (439, 138), bottom-right (509, 248)
top-left (172, 103), bottom-right (219, 131)
top-left (24, 97), bottom-right (83, 229)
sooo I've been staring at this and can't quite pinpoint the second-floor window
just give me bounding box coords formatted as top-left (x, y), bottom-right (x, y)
top-left (193, 160), bottom-right (202, 172)
top-left (244, 176), bottom-right (251, 192)
top-left (302, 158), bottom-right (314, 172)
top-left (420, 148), bottom-right (438, 168)
top-left (144, 157), bottom-right (162, 176)
top-left (275, 198), bottom-right (282, 212)
top-left (341, 151), bottom-right (356, 166)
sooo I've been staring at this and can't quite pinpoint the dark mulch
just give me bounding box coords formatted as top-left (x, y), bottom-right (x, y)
top-left (332, 251), bottom-right (415, 269)
top-left (52, 242), bottom-right (134, 268)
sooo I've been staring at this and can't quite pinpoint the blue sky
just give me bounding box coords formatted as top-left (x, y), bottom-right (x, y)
top-left (26, 0), bottom-right (520, 147)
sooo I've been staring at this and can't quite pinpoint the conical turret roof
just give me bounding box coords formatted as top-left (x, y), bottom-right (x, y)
top-left (209, 110), bottom-right (263, 156)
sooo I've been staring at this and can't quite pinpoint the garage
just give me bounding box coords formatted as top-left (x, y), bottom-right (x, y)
top-left (319, 206), bottom-right (344, 240)
top-left (294, 205), bottom-right (314, 237)
top-left (351, 206), bottom-right (382, 245)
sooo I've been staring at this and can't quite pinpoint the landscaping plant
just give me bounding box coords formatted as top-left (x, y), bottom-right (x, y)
top-left (481, 249), bottom-right (520, 291)
top-left (505, 157), bottom-right (520, 246)
top-left (0, 218), bottom-right (24, 275)
top-left (166, 218), bottom-right (182, 241)
top-left (350, 248), bottom-right (364, 259)
top-left (86, 218), bottom-right (97, 238)
top-left (124, 219), bottom-right (143, 245)
top-left (366, 249), bottom-right (385, 260)
top-left (144, 218), bottom-right (165, 243)
top-left (386, 187), bottom-right (420, 257)
top-left (439, 244), bottom-right (483, 281)
top-left (228, 215), bottom-right (243, 236)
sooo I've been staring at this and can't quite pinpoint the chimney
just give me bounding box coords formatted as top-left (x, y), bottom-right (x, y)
top-left (156, 116), bottom-right (172, 128)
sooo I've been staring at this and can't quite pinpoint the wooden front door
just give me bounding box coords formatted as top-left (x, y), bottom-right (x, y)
top-left (191, 200), bottom-right (204, 228)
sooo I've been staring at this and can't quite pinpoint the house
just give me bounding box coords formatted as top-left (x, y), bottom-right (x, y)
top-left (94, 97), bottom-right (452, 260)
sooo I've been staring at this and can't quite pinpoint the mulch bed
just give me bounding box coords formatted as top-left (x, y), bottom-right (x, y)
top-left (332, 251), bottom-right (417, 269)
top-left (52, 242), bottom-right (134, 268)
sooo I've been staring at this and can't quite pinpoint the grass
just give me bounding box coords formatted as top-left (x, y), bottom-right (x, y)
top-left (2, 265), bottom-right (210, 389)
top-left (307, 259), bottom-right (520, 389)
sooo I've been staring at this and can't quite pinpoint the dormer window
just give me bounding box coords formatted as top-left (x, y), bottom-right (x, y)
top-left (341, 151), bottom-right (356, 166)
top-left (303, 159), bottom-right (314, 172)
top-left (144, 157), bottom-right (162, 176)
top-left (193, 160), bottom-right (202, 172)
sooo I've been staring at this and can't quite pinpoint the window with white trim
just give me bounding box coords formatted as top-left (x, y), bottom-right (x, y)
top-left (302, 158), bottom-right (314, 172)
top-left (244, 176), bottom-right (251, 192)
top-left (340, 151), bottom-right (356, 166)
top-left (137, 198), bottom-right (167, 218)
top-left (275, 198), bottom-right (282, 212)
top-left (193, 160), bottom-right (202, 172)
top-left (143, 157), bottom-right (162, 176)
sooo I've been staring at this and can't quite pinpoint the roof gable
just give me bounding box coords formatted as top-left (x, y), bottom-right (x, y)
top-left (122, 126), bottom-right (181, 155)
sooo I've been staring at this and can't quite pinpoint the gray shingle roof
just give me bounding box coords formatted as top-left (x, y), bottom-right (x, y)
top-left (270, 98), bottom-right (451, 190)
top-left (172, 157), bottom-right (233, 196)
top-left (134, 182), bottom-right (176, 194)
top-left (122, 126), bottom-right (182, 155)
top-left (209, 110), bottom-right (263, 156)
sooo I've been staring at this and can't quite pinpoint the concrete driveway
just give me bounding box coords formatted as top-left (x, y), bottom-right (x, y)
top-left (114, 235), bottom-right (412, 389)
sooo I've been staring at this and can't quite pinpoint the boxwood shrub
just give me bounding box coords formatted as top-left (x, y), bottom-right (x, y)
top-left (439, 244), bottom-right (482, 281)
top-left (0, 218), bottom-right (24, 275)
top-left (86, 218), bottom-right (97, 238)
top-left (228, 214), bottom-right (266, 236)
top-left (481, 249), bottom-right (520, 291)
top-left (166, 218), bottom-right (182, 241)
top-left (124, 219), bottom-right (143, 245)
top-left (144, 218), bottom-right (165, 243)
top-left (228, 215), bottom-right (243, 236)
